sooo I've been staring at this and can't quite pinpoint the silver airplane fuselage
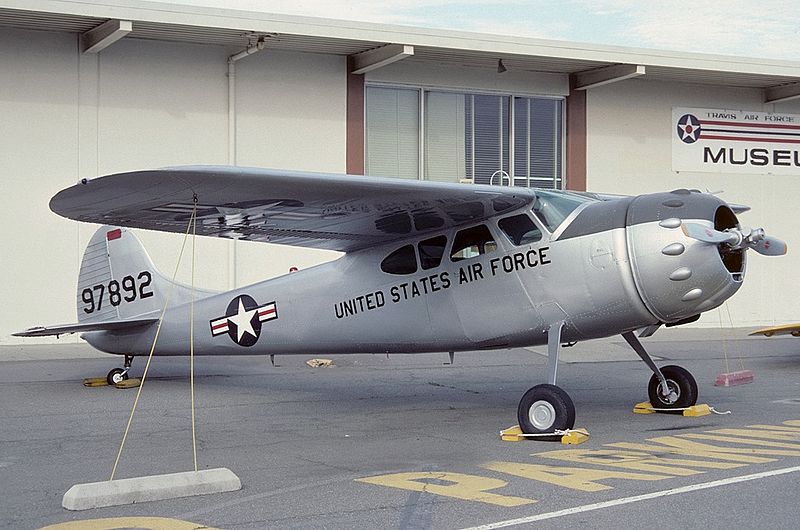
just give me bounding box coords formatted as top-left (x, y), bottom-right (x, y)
top-left (83, 190), bottom-right (743, 357)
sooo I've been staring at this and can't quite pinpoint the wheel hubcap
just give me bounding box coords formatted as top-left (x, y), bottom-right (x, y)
top-left (657, 379), bottom-right (680, 405)
top-left (529, 400), bottom-right (556, 430)
top-left (112, 372), bottom-right (124, 384)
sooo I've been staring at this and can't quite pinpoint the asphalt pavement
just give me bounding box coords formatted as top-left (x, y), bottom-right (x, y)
top-left (1, 327), bottom-right (799, 529)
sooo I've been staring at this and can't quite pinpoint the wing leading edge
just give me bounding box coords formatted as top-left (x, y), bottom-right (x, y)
top-left (49, 166), bottom-right (535, 252)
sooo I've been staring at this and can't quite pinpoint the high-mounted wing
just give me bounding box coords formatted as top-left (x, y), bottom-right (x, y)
top-left (50, 166), bottom-right (536, 252)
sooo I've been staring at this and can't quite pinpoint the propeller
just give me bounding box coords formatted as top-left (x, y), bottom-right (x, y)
top-left (681, 222), bottom-right (787, 256)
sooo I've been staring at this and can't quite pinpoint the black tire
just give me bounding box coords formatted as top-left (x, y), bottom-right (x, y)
top-left (517, 384), bottom-right (575, 438)
top-left (647, 365), bottom-right (698, 413)
top-left (107, 368), bottom-right (128, 386)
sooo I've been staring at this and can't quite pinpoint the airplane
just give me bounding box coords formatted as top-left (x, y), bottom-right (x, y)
top-left (14, 166), bottom-right (787, 437)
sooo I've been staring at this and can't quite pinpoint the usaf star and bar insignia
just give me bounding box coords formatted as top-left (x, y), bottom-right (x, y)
top-left (210, 294), bottom-right (278, 347)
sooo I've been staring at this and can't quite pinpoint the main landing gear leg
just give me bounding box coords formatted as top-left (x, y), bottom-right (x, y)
top-left (622, 331), bottom-right (698, 412)
top-left (517, 321), bottom-right (576, 437)
top-left (106, 355), bottom-right (133, 386)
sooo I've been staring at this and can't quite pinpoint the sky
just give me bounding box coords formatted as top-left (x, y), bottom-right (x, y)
top-left (165, 0), bottom-right (800, 61)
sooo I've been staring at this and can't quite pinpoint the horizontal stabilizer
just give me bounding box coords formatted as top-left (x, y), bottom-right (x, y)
top-left (13, 318), bottom-right (158, 337)
top-left (749, 323), bottom-right (800, 337)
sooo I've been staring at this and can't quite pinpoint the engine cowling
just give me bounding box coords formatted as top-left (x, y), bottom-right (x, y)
top-left (626, 190), bottom-right (745, 324)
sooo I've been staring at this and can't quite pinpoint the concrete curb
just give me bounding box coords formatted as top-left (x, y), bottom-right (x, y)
top-left (62, 467), bottom-right (241, 510)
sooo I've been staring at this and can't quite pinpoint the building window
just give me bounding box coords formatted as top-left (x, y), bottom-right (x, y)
top-left (366, 86), bottom-right (562, 188)
top-left (365, 86), bottom-right (420, 179)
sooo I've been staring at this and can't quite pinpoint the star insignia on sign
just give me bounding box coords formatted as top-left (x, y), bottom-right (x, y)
top-left (677, 114), bottom-right (702, 144)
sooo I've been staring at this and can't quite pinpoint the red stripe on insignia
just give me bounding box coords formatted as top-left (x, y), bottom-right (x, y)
top-left (259, 308), bottom-right (276, 317)
top-left (700, 120), bottom-right (800, 130)
top-left (106, 228), bottom-right (122, 241)
top-left (211, 322), bottom-right (228, 331)
top-left (701, 135), bottom-right (800, 144)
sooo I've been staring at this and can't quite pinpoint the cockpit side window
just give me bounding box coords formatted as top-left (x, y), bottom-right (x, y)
top-left (381, 244), bottom-right (418, 275)
top-left (450, 225), bottom-right (496, 262)
top-left (532, 190), bottom-right (594, 232)
top-left (418, 235), bottom-right (448, 270)
top-left (498, 214), bottom-right (542, 246)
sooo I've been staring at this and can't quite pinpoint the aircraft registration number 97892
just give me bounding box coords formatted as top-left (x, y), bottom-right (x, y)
top-left (81, 270), bottom-right (154, 314)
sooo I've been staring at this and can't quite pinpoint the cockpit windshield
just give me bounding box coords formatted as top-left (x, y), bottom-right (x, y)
top-left (531, 190), bottom-right (596, 232)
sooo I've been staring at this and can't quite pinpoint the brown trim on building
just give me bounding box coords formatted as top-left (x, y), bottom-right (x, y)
top-left (346, 57), bottom-right (365, 175)
top-left (565, 85), bottom-right (587, 191)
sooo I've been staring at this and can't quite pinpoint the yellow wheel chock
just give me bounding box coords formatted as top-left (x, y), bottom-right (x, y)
top-left (500, 425), bottom-right (589, 444)
top-left (82, 377), bottom-right (142, 388)
top-left (114, 378), bottom-right (142, 389)
top-left (83, 377), bottom-right (109, 387)
top-left (633, 401), bottom-right (717, 417)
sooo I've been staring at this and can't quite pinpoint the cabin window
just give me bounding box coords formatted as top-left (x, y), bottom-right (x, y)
top-left (498, 214), bottom-right (542, 246)
top-left (450, 225), bottom-right (496, 262)
top-left (418, 235), bottom-right (447, 270)
top-left (531, 190), bottom-right (593, 232)
top-left (381, 245), bottom-right (418, 275)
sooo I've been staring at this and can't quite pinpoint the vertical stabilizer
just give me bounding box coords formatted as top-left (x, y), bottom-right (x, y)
top-left (77, 227), bottom-right (169, 322)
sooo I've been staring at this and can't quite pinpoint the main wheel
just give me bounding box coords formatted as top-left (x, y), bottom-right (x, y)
top-left (647, 365), bottom-right (697, 412)
top-left (517, 384), bottom-right (575, 438)
top-left (107, 368), bottom-right (129, 386)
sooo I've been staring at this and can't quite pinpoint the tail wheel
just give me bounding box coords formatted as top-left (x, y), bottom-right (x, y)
top-left (107, 368), bottom-right (129, 386)
top-left (517, 384), bottom-right (575, 437)
top-left (647, 365), bottom-right (697, 412)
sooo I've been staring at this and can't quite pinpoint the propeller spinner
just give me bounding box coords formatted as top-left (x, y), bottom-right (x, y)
top-left (681, 222), bottom-right (787, 256)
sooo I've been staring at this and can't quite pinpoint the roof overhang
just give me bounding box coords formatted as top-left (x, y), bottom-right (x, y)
top-left (1, 0), bottom-right (799, 97)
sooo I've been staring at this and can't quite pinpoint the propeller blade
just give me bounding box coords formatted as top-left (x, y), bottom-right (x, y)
top-left (683, 222), bottom-right (787, 256)
top-left (681, 223), bottom-right (736, 245)
top-left (753, 236), bottom-right (788, 256)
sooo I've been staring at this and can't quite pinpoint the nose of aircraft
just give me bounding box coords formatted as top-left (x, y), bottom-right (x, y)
top-left (624, 190), bottom-right (782, 325)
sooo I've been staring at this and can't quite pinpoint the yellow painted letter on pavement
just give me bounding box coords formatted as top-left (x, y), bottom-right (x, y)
top-left (706, 428), bottom-right (800, 444)
top-left (356, 471), bottom-right (535, 507)
top-left (483, 461), bottom-right (669, 492)
top-left (683, 433), bottom-right (800, 456)
top-left (536, 449), bottom-right (704, 476)
top-left (604, 436), bottom-right (775, 467)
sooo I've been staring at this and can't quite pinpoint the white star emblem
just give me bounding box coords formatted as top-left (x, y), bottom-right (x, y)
top-left (678, 115), bottom-right (701, 143)
top-left (227, 298), bottom-right (258, 343)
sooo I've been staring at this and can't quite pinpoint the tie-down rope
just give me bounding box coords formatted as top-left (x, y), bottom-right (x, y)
top-left (110, 197), bottom-right (199, 481)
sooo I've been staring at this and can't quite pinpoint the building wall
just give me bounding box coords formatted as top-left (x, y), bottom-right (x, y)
top-left (0, 29), bottom-right (344, 343)
top-left (366, 60), bottom-right (569, 96)
top-left (586, 79), bottom-right (800, 326)
top-left (3, 25), bottom-right (795, 343)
